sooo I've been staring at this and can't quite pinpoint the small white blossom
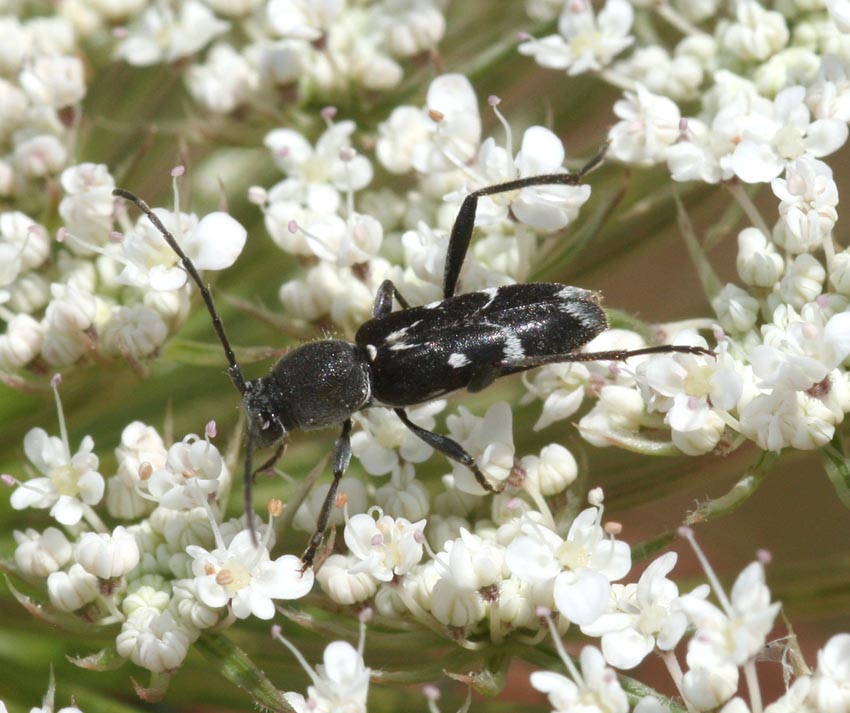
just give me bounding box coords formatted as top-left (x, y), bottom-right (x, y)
top-left (315, 553), bottom-right (378, 606)
top-left (58, 162), bottom-right (116, 241)
top-left (115, 0), bottom-right (229, 66)
top-left (119, 209), bottom-right (246, 292)
top-left (520, 443), bottom-right (578, 496)
top-left (187, 530), bottom-right (314, 619)
top-left (12, 427), bottom-right (104, 526)
top-left (19, 53), bottom-right (86, 109)
top-left (736, 227), bottom-right (784, 288)
top-left (344, 508), bottom-right (426, 582)
top-left (580, 552), bottom-right (697, 669)
top-left (13, 526), bottom-right (72, 577)
top-left (47, 563), bottom-right (100, 612)
top-left (77, 525), bottom-right (140, 579)
top-left (608, 85), bottom-right (682, 165)
top-left (147, 434), bottom-right (225, 509)
top-left (679, 561), bottom-right (781, 668)
top-left (376, 73), bottom-right (481, 174)
top-left (530, 646), bottom-right (629, 713)
top-left (718, 0), bottom-right (790, 62)
top-left (809, 632), bottom-right (850, 712)
top-left (447, 402), bottom-right (515, 494)
top-left (519, 0), bottom-right (634, 75)
top-left (116, 608), bottom-right (193, 672)
top-left (505, 507), bottom-right (631, 626)
top-left (186, 43), bottom-right (260, 114)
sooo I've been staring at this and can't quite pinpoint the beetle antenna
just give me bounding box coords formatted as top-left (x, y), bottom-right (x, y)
top-left (113, 188), bottom-right (248, 395)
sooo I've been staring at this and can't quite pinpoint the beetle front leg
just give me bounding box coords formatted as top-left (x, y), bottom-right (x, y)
top-left (394, 408), bottom-right (506, 494)
top-left (301, 418), bottom-right (353, 570)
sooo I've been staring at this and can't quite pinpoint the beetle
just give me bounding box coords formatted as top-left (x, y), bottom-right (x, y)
top-left (114, 148), bottom-right (712, 568)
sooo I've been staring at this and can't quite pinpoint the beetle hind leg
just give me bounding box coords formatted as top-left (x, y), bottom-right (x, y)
top-left (394, 408), bottom-right (506, 494)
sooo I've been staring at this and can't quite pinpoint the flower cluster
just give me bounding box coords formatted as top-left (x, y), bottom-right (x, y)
top-left (6, 377), bottom-right (313, 680)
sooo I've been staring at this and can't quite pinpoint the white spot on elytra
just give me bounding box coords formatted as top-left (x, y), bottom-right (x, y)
top-left (366, 344), bottom-right (377, 360)
top-left (503, 332), bottom-right (524, 361)
top-left (386, 327), bottom-right (409, 345)
top-left (424, 300), bottom-right (442, 309)
top-left (448, 353), bottom-right (470, 368)
top-left (480, 286), bottom-right (499, 308)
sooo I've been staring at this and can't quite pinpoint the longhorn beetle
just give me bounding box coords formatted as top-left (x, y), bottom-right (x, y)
top-left (114, 148), bottom-right (712, 569)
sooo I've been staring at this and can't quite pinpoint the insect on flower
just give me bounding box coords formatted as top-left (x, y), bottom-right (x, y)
top-left (113, 147), bottom-right (713, 569)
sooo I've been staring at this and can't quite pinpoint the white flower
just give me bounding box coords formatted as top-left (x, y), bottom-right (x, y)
top-left (185, 43), bottom-right (259, 114)
top-left (580, 552), bottom-right (696, 669)
top-left (100, 304), bottom-right (168, 358)
top-left (681, 661), bottom-right (739, 711)
top-left (115, 0), bottom-right (229, 66)
top-left (740, 388), bottom-right (837, 451)
top-left (772, 155), bottom-right (839, 254)
top-left (77, 526), bottom-right (140, 579)
top-left (0, 313), bottom-right (44, 371)
top-left (519, 0), bottom-right (634, 75)
top-left (376, 73), bottom-right (481, 174)
top-left (505, 507), bottom-right (631, 626)
top-left (47, 562), bottom-right (99, 612)
top-left (718, 0), bottom-right (789, 62)
top-left (750, 309), bottom-right (850, 391)
top-left (0, 210), bottom-right (50, 280)
top-left (344, 508), bottom-right (425, 582)
top-left (147, 434), bottom-right (225, 509)
top-left (519, 443), bottom-right (578, 496)
top-left (11, 427), bottom-right (104, 525)
top-left (300, 212), bottom-right (383, 267)
top-left (608, 85), bottom-right (682, 165)
top-left (12, 131), bottom-right (68, 178)
top-left (434, 528), bottom-right (505, 592)
top-left (315, 553), bottom-right (378, 606)
top-left (530, 646), bottom-right (628, 713)
top-left (736, 227), bottom-right (784, 288)
top-left (19, 53), bottom-right (86, 108)
top-left (119, 209), bottom-right (247, 291)
top-left (266, 0), bottom-right (340, 40)
top-left (13, 526), bottom-right (72, 577)
top-left (187, 530), bottom-right (314, 619)
top-left (810, 633), bottom-right (850, 713)
top-left (373, 0), bottom-right (445, 56)
top-left (636, 335), bottom-right (743, 454)
top-left (825, 0), bottom-right (850, 33)
top-left (679, 561), bottom-right (781, 668)
top-left (58, 162), bottom-right (116, 240)
top-left (447, 402), bottom-right (515, 494)
top-left (374, 464), bottom-right (430, 521)
top-left (293, 476), bottom-right (368, 533)
top-left (522, 362), bottom-right (590, 430)
top-left (450, 124), bottom-right (590, 232)
top-left (265, 120), bottom-right (372, 198)
top-left (298, 639), bottom-right (370, 713)
top-left (116, 608), bottom-right (193, 672)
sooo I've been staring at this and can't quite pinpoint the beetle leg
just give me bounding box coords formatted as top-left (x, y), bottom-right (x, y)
top-left (372, 279), bottom-right (412, 317)
top-left (301, 418), bottom-right (353, 570)
top-left (443, 144), bottom-right (608, 299)
top-left (394, 408), bottom-right (506, 494)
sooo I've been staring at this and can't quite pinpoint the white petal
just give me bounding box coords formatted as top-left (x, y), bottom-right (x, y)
top-left (731, 142), bottom-right (784, 183)
top-left (553, 569), bottom-right (610, 625)
top-left (601, 627), bottom-right (654, 669)
top-left (186, 212), bottom-right (247, 270)
top-left (149, 265), bottom-right (188, 291)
